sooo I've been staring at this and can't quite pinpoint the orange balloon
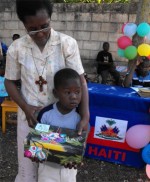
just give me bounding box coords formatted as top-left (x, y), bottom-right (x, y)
top-left (147, 55), bottom-right (150, 60)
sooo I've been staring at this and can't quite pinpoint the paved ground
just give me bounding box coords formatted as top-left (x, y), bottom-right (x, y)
top-left (0, 123), bottom-right (150, 182)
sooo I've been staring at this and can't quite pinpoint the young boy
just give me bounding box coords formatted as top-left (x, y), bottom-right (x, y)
top-left (96, 42), bottom-right (120, 85)
top-left (123, 57), bottom-right (150, 87)
top-left (37, 68), bottom-right (82, 182)
top-left (12, 34), bottom-right (20, 41)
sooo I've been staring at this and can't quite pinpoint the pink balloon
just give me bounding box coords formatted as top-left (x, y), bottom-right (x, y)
top-left (117, 36), bottom-right (132, 49)
top-left (121, 23), bottom-right (127, 34)
top-left (126, 125), bottom-right (150, 149)
top-left (146, 164), bottom-right (150, 179)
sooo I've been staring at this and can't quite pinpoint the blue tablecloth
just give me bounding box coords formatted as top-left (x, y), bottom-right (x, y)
top-left (85, 83), bottom-right (150, 168)
top-left (88, 83), bottom-right (150, 128)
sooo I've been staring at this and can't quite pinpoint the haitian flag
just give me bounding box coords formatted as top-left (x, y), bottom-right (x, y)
top-left (85, 83), bottom-right (150, 168)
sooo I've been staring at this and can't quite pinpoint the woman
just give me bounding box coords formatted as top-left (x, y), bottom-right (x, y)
top-left (4, 0), bottom-right (89, 181)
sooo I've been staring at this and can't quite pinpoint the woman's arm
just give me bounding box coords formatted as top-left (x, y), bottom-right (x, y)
top-left (4, 79), bottom-right (40, 127)
top-left (77, 74), bottom-right (89, 135)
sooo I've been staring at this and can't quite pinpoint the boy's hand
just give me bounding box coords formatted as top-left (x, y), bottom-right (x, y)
top-left (31, 157), bottom-right (45, 163)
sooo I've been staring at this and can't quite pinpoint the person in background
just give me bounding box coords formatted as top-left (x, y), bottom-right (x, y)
top-left (0, 67), bottom-right (8, 126)
top-left (12, 34), bottom-right (20, 41)
top-left (4, 0), bottom-right (89, 181)
top-left (96, 42), bottom-right (120, 85)
top-left (0, 41), bottom-right (8, 57)
top-left (123, 56), bottom-right (150, 87)
top-left (0, 41), bottom-right (8, 66)
top-left (0, 40), bottom-right (8, 127)
top-left (37, 68), bottom-right (83, 182)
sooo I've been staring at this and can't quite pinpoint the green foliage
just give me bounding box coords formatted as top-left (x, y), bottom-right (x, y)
top-left (60, 0), bottom-right (129, 3)
top-left (106, 119), bottom-right (116, 126)
top-left (64, 0), bottom-right (95, 2)
top-left (102, 0), bottom-right (129, 2)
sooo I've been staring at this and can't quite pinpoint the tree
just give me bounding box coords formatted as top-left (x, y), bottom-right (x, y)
top-left (136, 0), bottom-right (150, 24)
top-left (133, 0), bottom-right (150, 46)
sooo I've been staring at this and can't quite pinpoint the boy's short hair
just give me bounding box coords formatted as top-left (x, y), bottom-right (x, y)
top-left (12, 34), bottom-right (20, 40)
top-left (103, 42), bottom-right (109, 49)
top-left (54, 68), bottom-right (80, 89)
top-left (138, 57), bottom-right (150, 68)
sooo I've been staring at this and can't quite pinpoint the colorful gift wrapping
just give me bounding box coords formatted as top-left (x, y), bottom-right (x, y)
top-left (24, 124), bottom-right (87, 165)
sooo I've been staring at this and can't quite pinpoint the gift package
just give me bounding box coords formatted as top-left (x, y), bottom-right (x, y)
top-left (138, 88), bottom-right (150, 98)
top-left (24, 124), bottom-right (87, 165)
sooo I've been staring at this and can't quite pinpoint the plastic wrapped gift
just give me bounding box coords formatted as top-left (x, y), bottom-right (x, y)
top-left (24, 124), bottom-right (87, 165)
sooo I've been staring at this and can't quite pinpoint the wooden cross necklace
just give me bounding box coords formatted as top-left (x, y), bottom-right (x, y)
top-left (35, 75), bottom-right (47, 92)
top-left (32, 50), bottom-right (47, 92)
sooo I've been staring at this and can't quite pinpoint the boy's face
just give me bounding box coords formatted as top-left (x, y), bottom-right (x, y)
top-left (137, 61), bottom-right (150, 77)
top-left (103, 43), bottom-right (109, 52)
top-left (54, 78), bottom-right (82, 113)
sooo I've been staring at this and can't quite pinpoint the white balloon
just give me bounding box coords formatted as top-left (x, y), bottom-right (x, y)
top-left (124, 23), bottom-right (137, 37)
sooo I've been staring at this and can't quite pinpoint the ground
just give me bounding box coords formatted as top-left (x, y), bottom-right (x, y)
top-left (0, 123), bottom-right (150, 182)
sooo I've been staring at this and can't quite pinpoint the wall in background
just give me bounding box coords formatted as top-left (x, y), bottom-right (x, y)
top-left (0, 1), bottom-right (139, 72)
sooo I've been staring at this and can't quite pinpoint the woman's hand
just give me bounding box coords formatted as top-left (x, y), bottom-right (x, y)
top-left (77, 119), bottom-right (88, 135)
top-left (23, 104), bottom-right (42, 127)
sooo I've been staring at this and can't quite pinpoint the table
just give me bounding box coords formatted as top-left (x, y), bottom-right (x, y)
top-left (85, 83), bottom-right (150, 168)
top-left (1, 100), bottom-right (18, 133)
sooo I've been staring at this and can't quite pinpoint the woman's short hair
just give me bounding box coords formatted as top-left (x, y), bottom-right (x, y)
top-left (16, 0), bottom-right (53, 22)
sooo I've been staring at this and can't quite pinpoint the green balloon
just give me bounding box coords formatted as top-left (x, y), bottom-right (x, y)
top-left (124, 46), bottom-right (137, 60)
top-left (117, 48), bottom-right (124, 57)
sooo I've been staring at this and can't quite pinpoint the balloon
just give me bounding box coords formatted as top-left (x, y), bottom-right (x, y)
top-left (117, 36), bottom-right (132, 49)
top-left (124, 46), bottom-right (137, 60)
top-left (137, 44), bottom-right (150, 56)
top-left (121, 23), bottom-right (127, 34)
top-left (146, 164), bottom-right (150, 179)
top-left (146, 32), bottom-right (150, 41)
top-left (126, 125), bottom-right (150, 149)
top-left (137, 22), bottom-right (150, 37)
top-left (142, 144), bottom-right (150, 164)
top-left (124, 23), bottom-right (137, 37)
top-left (147, 55), bottom-right (150, 60)
top-left (117, 48), bottom-right (124, 57)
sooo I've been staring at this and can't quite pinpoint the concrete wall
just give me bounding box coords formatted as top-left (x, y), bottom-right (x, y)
top-left (0, 1), bottom-right (139, 73)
